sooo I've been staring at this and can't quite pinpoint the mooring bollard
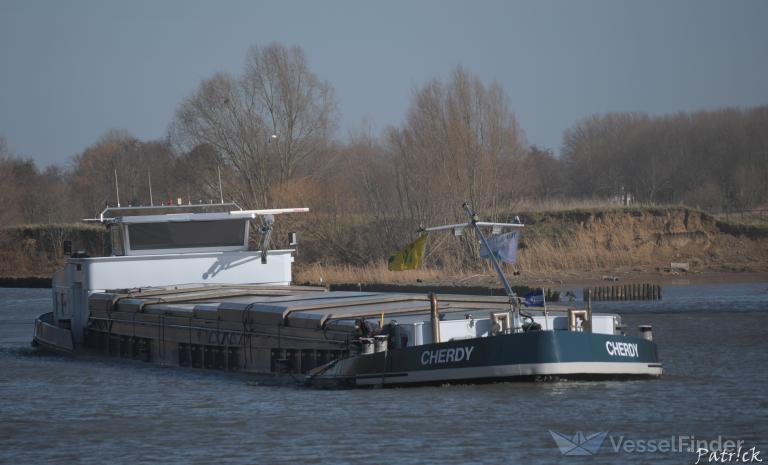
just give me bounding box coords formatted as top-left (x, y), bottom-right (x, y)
top-left (639, 325), bottom-right (653, 341)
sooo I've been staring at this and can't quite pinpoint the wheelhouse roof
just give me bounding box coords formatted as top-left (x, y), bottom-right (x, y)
top-left (84, 203), bottom-right (309, 224)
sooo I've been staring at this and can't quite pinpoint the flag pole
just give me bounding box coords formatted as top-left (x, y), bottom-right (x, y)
top-left (542, 287), bottom-right (549, 330)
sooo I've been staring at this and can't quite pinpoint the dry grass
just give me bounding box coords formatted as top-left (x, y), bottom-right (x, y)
top-left (715, 209), bottom-right (768, 227)
top-left (4, 206), bottom-right (764, 282)
top-left (0, 223), bottom-right (106, 277)
top-left (295, 209), bottom-right (664, 285)
top-left (515, 197), bottom-right (621, 213)
top-left (294, 260), bottom-right (449, 285)
top-left (517, 231), bottom-right (644, 274)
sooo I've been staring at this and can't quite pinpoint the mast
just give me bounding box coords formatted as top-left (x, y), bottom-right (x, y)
top-left (422, 203), bottom-right (525, 332)
top-left (462, 203), bottom-right (523, 332)
top-left (462, 203), bottom-right (516, 298)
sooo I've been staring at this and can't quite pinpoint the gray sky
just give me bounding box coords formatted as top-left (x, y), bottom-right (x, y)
top-left (1, 0), bottom-right (766, 167)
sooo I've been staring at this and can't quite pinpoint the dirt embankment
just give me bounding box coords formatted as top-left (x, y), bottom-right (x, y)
top-left (1, 206), bottom-right (766, 286)
top-left (295, 206), bottom-right (768, 288)
top-left (511, 207), bottom-right (768, 284)
top-left (0, 224), bottom-right (106, 278)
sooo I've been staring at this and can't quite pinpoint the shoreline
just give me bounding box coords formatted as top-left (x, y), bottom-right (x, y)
top-left (509, 270), bottom-right (768, 288)
top-left (2, 270), bottom-right (766, 291)
top-left (0, 277), bottom-right (54, 288)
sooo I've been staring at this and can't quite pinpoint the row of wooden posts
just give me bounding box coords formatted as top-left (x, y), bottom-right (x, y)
top-left (583, 283), bottom-right (662, 301)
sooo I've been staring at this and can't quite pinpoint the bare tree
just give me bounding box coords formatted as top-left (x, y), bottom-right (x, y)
top-left (0, 136), bottom-right (9, 158)
top-left (172, 43), bottom-right (337, 208)
top-left (70, 131), bottom-right (179, 215)
top-left (561, 106), bottom-right (768, 210)
top-left (0, 136), bottom-right (25, 225)
top-left (386, 66), bottom-right (527, 226)
top-left (375, 67), bottom-right (528, 268)
top-left (562, 113), bottom-right (649, 198)
top-left (243, 44), bottom-right (337, 182)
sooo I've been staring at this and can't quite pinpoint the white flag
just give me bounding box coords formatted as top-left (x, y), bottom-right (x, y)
top-left (479, 231), bottom-right (519, 264)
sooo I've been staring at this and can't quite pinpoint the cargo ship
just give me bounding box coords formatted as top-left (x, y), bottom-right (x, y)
top-left (33, 203), bottom-right (662, 387)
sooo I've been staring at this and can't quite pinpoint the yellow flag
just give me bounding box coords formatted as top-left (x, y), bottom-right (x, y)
top-left (387, 235), bottom-right (427, 271)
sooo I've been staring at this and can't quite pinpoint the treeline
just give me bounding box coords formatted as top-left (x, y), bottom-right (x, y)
top-left (562, 109), bottom-right (768, 210)
top-left (1, 43), bottom-right (766, 267)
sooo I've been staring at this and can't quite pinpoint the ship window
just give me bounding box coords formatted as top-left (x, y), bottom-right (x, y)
top-left (128, 220), bottom-right (246, 250)
top-left (110, 225), bottom-right (125, 256)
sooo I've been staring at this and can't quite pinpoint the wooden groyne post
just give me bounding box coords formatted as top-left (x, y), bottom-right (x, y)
top-left (582, 283), bottom-right (662, 301)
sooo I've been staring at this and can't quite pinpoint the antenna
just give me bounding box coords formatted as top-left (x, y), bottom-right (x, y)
top-left (114, 169), bottom-right (121, 207)
top-left (217, 166), bottom-right (224, 204)
top-left (148, 169), bottom-right (154, 206)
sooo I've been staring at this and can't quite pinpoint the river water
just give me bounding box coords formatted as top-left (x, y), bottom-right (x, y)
top-left (1, 283), bottom-right (767, 465)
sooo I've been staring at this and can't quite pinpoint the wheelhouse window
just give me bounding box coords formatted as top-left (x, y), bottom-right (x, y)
top-left (127, 220), bottom-right (247, 251)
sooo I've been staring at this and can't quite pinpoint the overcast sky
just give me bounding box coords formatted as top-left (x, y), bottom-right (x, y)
top-left (1, 0), bottom-right (766, 167)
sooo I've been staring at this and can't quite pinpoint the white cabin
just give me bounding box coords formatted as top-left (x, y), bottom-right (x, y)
top-left (52, 204), bottom-right (306, 344)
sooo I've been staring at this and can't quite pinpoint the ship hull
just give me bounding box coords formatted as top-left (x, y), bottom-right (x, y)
top-left (32, 312), bottom-right (75, 354)
top-left (34, 309), bottom-right (662, 388)
top-left (306, 330), bottom-right (662, 388)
